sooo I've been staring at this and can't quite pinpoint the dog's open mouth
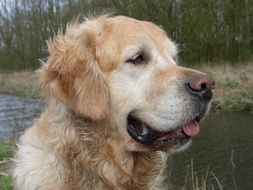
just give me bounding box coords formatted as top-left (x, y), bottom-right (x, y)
top-left (127, 115), bottom-right (200, 151)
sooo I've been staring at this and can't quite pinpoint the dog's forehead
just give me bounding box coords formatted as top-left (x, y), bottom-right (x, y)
top-left (104, 16), bottom-right (178, 59)
top-left (108, 16), bottom-right (167, 41)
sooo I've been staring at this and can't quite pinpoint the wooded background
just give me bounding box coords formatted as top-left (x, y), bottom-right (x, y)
top-left (0, 0), bottom-right (252, 71)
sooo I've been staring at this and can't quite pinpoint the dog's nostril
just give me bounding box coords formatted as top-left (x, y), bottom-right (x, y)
top-left (200, 83), bottom-right (207, 91)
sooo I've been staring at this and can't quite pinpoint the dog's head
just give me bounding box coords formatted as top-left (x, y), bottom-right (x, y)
top-left (40, 15), bottom-right (215, 153)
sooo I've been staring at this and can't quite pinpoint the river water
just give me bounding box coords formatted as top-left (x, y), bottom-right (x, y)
top-left (0, 94), bottom-right (252, 189)
top-left (0, 94), bottom-right (43, 140)
top-left (169, 113), bottom-right (253, 190)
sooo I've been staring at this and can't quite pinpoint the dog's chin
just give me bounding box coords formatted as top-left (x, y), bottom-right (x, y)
top-left (125, 114), bottom-right (203, 152)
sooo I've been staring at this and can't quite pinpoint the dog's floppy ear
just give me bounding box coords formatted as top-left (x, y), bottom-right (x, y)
top-left (40, 17), bottom-right (109, 120)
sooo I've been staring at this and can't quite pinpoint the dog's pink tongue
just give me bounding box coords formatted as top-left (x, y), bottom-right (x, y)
top-left (182, 121), bottom-right (200, 137)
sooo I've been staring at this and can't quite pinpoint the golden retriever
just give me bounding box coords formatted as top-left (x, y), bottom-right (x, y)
top-left (13, 15), bottom-right (215, 190)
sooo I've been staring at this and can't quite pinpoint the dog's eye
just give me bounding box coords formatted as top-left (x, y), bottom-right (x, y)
top-left (126, 54), bottom-right (145, 65)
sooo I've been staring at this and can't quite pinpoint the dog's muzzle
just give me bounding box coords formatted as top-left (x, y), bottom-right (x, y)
top-left (127, 114), bottom-right (201, 151)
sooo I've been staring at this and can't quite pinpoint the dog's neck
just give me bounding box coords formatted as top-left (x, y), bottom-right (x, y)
top-left (45, 100), bottom-right (167, 189)
top-left (75, 115), bottom-right (167, 189)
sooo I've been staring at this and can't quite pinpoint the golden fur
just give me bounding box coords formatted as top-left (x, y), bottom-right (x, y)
top-left (13, 15), bottom-right (212, 190)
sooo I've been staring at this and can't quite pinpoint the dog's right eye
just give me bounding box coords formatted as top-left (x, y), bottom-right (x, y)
top-left (126, 54), bottom-right (146, 65)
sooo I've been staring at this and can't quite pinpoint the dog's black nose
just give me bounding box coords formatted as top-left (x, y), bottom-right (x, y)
top-left (186, 74), bottom-right (215, 101)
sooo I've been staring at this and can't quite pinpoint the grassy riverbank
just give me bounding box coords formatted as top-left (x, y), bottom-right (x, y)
top-left (0, 71), bottom-right (40, 98)
top-left (0, 63), bottom-right (253, 113)
top-left (198, 63), bottom-right (253, 113)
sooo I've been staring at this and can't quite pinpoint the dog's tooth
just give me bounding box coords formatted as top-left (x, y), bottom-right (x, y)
top-left (140, 124), bottom-right (149, 135)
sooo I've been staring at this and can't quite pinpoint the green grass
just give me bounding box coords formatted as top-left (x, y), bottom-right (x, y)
top-left (0, 141), bottom-right (16, 190)
top-left (0, 142), bottom-right (16, 161)
top-left (225, 80), bottom-right (238, 89)
top-left (0, 176), bottom-right (12, 190)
